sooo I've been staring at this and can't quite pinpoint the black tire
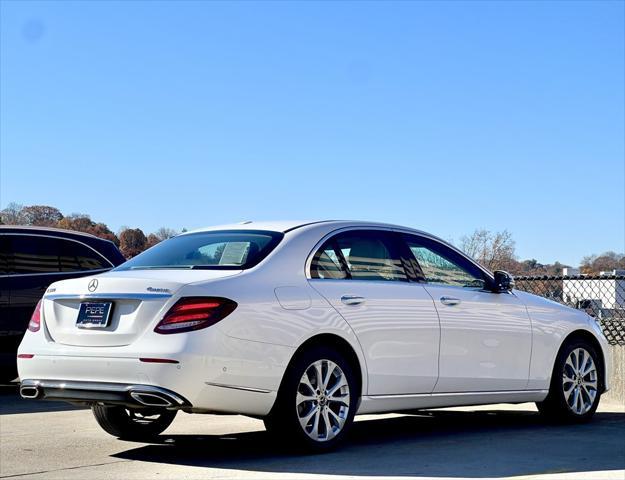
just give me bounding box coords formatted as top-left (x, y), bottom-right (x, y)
top-left (536, 339), bottom-right (602, 423)
top-left (264, 345), bottom-right (359, 452)
top-left (92, 405), bottom-right (177, 440)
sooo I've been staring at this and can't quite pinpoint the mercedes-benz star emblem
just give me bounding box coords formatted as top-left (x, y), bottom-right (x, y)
top-left (88, 279), bottom-right (98, 292)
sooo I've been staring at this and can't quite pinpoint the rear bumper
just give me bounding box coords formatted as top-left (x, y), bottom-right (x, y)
top-left (18, 322), bottom-right (294, 416)
top-left (19, 379), bottom-right (191, 409)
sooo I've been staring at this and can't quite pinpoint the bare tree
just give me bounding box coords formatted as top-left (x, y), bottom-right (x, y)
top-left (145, 233), bottom-right (160, 250)
top-left (0, 202), bottom-right (25, 224)
top-left (580, 251), bottom-right (625, 274)
top-left (154, 227), bottom-right (177, 241)
top-left (140, 228), bottom-right (178, 250)
top-left (460, 229), bottom-right (516, 271)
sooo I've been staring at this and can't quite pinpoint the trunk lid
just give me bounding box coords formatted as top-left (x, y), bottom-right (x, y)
top-left (42, 269), bottom-right (240, 347)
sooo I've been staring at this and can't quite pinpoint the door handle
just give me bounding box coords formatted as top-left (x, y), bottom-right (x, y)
top-left (440, 296), bottom-right (461, 306)
top-left (341, 295), bottom-right (365, 306)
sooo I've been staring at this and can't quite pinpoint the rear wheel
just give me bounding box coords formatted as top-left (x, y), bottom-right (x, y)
top-left (264, 346), bottom-right (358, 452)
top-left (537, 340), bottom-right (602, 422)
top-left (92, 405), bottom-right (177, 440)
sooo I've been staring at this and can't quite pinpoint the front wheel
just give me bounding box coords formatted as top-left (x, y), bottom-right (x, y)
top-left (537, 340), bottom-right (602, 422)
top-left (264, 346), bottom-right (358, 452)
top-left (92, 405), bottom-right (177, 440)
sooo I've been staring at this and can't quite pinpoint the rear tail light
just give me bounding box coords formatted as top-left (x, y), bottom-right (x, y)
top-left (28, 299), bottom-right (43, 332)
top-left (154, 297), bottom-right (237, 334)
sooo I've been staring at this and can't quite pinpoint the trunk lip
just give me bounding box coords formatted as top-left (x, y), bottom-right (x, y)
top-left (44, 292), bottom-right (172, 301)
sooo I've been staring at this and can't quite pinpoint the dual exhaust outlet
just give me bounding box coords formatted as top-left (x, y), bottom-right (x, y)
top-left (129, 391), bottom-right (175, 407)
top-left (19, 385), bottom-right (40, 399)
top-left (19, 380), bottom-right (187, 409)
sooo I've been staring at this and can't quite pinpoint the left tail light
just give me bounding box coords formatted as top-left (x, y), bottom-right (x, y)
top-left (28, 299), bottom-right (43, 332)
top-left (154, 297), bottom-right (237, 334)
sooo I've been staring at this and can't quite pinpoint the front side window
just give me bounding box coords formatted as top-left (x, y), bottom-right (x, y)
top-left (403, 235), bottom-right (485, 288)
top-left (311, 230), bottom-right (407, 282)
top-left (116, 230), bottom-right (283, 271)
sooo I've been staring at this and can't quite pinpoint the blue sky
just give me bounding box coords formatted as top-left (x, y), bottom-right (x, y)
top-left (1, 1), bottom-right (623, 266)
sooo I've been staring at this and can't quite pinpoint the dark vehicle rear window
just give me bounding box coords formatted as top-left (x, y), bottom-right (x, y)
top-left (9, 235), bottom-right (110, 274)
top-left (115, 230), bottom-right (283, 271)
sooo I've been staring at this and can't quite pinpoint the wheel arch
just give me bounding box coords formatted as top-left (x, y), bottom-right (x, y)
top-left (282, 333), bottom-right (366, 400)
top-left (558, 329), bottom-right (607, 392)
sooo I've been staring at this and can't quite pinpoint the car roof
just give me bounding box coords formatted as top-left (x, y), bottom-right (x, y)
top-left (184, 220), bottom-right (491, 279)
top-left (182, 220), bottom-right (428, 235)
top-left (0, 224), bottom-right (102, 240)
top-left (182, 220), bottom-right (325, 234)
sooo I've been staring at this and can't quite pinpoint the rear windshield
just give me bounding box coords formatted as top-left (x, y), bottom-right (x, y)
top-left (115, 230), bottom-right (283, 271)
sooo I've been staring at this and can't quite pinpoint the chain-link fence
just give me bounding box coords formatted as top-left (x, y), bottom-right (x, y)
top-left (514, 275), bottom-right (625, 346)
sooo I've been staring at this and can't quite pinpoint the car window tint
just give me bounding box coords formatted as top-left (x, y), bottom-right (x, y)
top-left (404, 236), bottom-right (484, 288)
top-left (10, 235), bottom-right (107, 274)
top-left (11, 235), bottom-right (62, 273)
top-left (336, 231), bottom-right (407, 282)
top-left (310, 242), bottom-right (348, 279)
top-left (0, 236), bottom-right (8, 275)
top-left (58, 239), bottom-right (108, 271)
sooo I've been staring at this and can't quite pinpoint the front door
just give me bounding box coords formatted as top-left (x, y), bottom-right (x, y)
top-left (309, 229), bottom-right (440, 395)
top-left (401, 233), bottom-right (532, 393)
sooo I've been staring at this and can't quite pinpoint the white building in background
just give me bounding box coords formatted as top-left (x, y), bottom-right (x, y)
top-left (562, 267), bottom-right (580, 276)
top-left (562, 269), bottom-right (625, 311)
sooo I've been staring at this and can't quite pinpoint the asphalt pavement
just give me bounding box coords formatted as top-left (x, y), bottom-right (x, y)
top-left (1, 384), bottom-right (624, 479)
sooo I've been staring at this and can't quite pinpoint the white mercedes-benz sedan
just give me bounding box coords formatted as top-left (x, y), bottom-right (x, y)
top-left (17, 220), bottom-right (611, 450)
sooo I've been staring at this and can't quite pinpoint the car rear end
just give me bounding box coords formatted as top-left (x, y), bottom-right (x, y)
top-left (17, 229), bottom-right (291, 416)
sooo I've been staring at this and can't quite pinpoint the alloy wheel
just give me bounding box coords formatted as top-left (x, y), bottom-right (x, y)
top-left (296, 359), bottom-right (350, 442)
top-left (562, 347), bottom-right (598, 415)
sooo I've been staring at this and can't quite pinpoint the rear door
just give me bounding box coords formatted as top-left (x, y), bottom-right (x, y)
top-left (401, 233), bottom-right (532, 392)
top-left (308, 229), bottom-right (440, 395)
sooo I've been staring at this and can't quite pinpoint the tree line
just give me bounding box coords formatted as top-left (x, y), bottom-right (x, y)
top-left (1, 202), bottom-right (623, 274)
top-left (0, 203), bottom-right (179, 259)
top-left (458, 229), bottom-right (625, 276)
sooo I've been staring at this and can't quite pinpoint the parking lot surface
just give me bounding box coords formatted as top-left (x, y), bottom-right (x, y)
top-left (1, 384), bottom-right (624, 480)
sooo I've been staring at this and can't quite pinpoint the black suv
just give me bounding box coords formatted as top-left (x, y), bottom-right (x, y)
top-left (0, 226), bottom-right (126, 382)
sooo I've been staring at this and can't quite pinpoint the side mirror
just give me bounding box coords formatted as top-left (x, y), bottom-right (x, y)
top-left (491, 270), bottom-right (515, 293)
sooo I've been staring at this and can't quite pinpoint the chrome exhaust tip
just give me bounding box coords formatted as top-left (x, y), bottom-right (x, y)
top-left (20, 385), bottom-right (40, 399)
top-left (130, 391), bottom-right (173, 407)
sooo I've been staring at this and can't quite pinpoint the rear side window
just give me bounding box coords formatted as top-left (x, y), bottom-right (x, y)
top-left (59, 238), bottom-right (109, 271)
top-left (311, 230), bottom-right (407, 282)
top-left (10, 235), bottom-right (109, 274)
top-left (310, 242), bottom-right (348, 279)
top-left (115, 230), bottom-right (283, 271)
